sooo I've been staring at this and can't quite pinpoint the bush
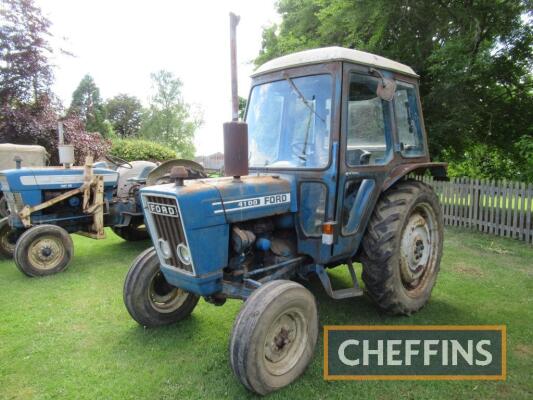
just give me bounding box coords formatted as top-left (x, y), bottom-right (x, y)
top-left (110, 139), bottom-right (176, 162)
top-left (63, 116), bottom-right (111, 165)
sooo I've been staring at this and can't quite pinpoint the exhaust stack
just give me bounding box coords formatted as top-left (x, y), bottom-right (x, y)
top-left (223, 12), bottom-right (248, 179)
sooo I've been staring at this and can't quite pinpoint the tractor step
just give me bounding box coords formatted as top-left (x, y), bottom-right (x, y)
top-left (315, 261), bottom-right (363, 299)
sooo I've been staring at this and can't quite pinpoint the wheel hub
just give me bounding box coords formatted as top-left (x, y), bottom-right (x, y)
top-left (28, 236), bottom-right (65, 270)
top-left (263, 309), bottom-right (308, 376)
top-left (148, 271), bottom-right (187, 313)
top-left (41, 246), bottom-right (52, 257)
top-left (400, 212), bottom-right (432, 286)
top-left (266, 316), bottom-right (296, 363)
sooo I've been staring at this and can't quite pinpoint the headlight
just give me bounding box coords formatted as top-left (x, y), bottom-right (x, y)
top-left (158, 239), bottom-right (172, 259)
top-left (176, 243), bottom-right (191, 265)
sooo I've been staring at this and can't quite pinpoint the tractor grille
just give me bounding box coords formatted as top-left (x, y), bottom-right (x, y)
top-left (144, 195), bottom-right (193, 273)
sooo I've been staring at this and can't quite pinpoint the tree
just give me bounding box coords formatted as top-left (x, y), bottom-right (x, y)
top-left (140, 70), bottom-right (201, 159)
top-left (105, 94), bottom-right (143, 137)
top-left (0, 0), bottom-right (58, 158)
top-left (256, 0), bottom-right (533, 181)
top-left (68, 74), bottom-right (111, 137)
top-left (0, 0), bottom-right (53, 104)
top-left (0, 1), bottom-right (110, 164)
top-left (238, 96), bottom-right (247, 120)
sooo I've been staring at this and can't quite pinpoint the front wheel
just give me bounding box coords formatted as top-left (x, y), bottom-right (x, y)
top-left (229, 280), bottom-right (318, 395)
top-left (361, 180), bottom-right (443, 315)
top-left (14, 225), bottom-right (73, 277)
top-left (123, 247), bottom-right (199, 327)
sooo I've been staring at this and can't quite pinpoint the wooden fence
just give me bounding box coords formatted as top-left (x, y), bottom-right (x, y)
top-left (416, 176), bottom-right (533, 244)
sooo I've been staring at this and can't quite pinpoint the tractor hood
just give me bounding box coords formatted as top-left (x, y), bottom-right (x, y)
top-left (0, 167), bottom-right (118, 192)
top-left (141, 175), bottom-right (296, 228)
top-left (139, 175), bottom-right (296, 286)
top-left (209, 175), bottom-right (295, 222)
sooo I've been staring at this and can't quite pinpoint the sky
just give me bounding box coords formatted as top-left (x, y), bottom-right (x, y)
top-left (37, 0), bottom-right (280, 156)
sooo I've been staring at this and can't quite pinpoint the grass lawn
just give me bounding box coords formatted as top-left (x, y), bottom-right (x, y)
top-left (0, 228), bottom-right (531, 400)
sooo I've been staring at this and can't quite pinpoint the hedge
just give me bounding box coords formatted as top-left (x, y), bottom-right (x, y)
top-left (109, 139), bottom-right (177, 162)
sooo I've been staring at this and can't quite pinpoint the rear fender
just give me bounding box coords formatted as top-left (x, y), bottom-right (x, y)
top-left (382, 162), bottom-right (447, 191)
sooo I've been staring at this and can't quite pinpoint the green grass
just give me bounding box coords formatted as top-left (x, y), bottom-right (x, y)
top-left (0, 228), bottom-right (531, 399)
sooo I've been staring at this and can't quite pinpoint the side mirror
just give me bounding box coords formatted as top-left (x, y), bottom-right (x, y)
top-left (376, 78), bottom-right (396, 101)
top-left (370, 68), bottom-right (396, 101)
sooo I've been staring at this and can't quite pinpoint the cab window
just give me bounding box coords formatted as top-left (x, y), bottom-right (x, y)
top-left (394, 82), bottom-right (424, 157)
top-left (345, 73), bottom-right (392, 166)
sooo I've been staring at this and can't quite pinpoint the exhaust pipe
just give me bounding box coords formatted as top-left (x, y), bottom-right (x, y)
top-left (223, 12), bottom-right (248, 179)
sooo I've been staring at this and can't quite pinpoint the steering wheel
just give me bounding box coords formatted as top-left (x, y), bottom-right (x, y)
top-left (105, 154), bottom-right (133, 169)
top-left (291, 141), bottom-right (315, 161)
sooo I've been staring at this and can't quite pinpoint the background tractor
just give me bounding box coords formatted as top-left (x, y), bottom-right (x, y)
top-left (0, 144), bottom-right (206, 276)
top-left (123, 15), bottom-right (447, 396)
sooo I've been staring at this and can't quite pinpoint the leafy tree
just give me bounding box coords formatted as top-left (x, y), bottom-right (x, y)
top-left (0, 0), bottom-right (56, 151)
top-left (0, 0), bottom-right (53, 104)
top-left (140, 70), bottom-right (201, 159)
top-left (68, 74), bottom-right (111, 137)
top-left (0, 1), bottom-right (111, 164)
top-left (256, 0), bottom-right (533, 181)
top-left (238, 96), bottom-right (247, 120)
top-left (105, 94), bottom-right (143, 137)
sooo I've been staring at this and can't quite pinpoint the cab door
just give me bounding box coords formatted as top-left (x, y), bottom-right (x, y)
top-left (332, 66), bottom-right (396, 258)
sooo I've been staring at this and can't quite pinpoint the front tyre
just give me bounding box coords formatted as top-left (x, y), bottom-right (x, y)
top-left (123, 247), bottom-right (199, 327)
top-left (14, 225), bottom-right (73, 277)
top-left (361, 180), bottom-right (443, 315)
top-left (229, 280), bottom-right (318, 395)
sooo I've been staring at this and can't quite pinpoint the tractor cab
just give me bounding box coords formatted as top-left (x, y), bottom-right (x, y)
top-left (246, 47), bottom-right (445, 264)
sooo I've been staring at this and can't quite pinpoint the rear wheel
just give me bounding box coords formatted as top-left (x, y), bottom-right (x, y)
top-left (112, 223), bottom-right (149, 241)
top-left (0, 217), bottom-right (20, 258)
top-left (14, 225), bottom-right (73, 277)
top-left (0, 196), bottom-right (8, 217)
top-left (123, 247), bottom-right (199, 327)
top-left (229, 280), bottom-right (318, 395)
top-left (361, 180), bottom-right (443, 315)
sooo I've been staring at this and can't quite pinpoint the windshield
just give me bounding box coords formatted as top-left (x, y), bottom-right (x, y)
top-left (246, 74), bottom-right (332, 168)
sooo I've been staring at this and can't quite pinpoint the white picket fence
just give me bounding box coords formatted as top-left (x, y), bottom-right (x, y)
top-left (416, 176), bottom-right (533, 244)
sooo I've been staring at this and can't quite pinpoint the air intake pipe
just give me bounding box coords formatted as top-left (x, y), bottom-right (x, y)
top-left (223, 12), bottom-right (248, 179)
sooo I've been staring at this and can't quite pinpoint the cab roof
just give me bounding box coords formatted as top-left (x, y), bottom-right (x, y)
top-left (252, 46), bottom-right (418, 78)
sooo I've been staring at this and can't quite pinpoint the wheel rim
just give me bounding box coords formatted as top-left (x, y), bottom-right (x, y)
top-left (399, 202), bottom-right (439, 294)
top-left (28, 235), bottom-right (65, 270)
top-left (263, 307), bottom-right (308, 376)
top-left (148, 271), bottom-right (187, 313)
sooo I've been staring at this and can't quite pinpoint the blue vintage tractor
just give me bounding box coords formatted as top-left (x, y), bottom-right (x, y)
top-left (0, 154), bottom-right (206, 276)
top-left (123, 44), bottom-right (447, 394)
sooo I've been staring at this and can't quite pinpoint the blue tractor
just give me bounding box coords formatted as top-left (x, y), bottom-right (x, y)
top-left (123, 43), bottom-right (447, 394)
top-left (0, 153), bottom-right (206, 276)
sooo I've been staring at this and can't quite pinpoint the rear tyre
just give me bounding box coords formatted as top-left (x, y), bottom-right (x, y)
top-left (14, 225), bottom-right (73, 277)
top-left (0, 217), bottom-right (19, 258)
top-left (0, 196), bottom-right (8, 217)
top-left (112, 223), bottom-right (149, 241)
top-left (361, 180), bottom-right (443, 315)
top-left (229, 280), bottom-right (318, 395)
top-left (123, 247), bottom-right (199, 327)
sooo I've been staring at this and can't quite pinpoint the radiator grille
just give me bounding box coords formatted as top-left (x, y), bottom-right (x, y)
top-left (144, 195), bottom-right (193, 273)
